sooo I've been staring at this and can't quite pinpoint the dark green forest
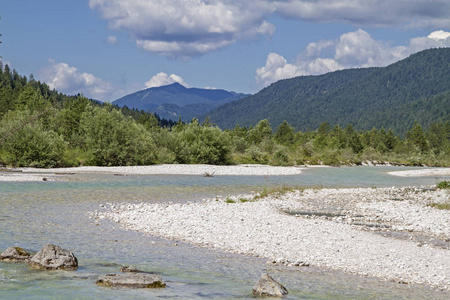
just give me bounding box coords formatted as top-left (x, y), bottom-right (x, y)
top-left (207, 48), bottom-right (450, 134)
top-left (0, 62), bottom-right (449, 168)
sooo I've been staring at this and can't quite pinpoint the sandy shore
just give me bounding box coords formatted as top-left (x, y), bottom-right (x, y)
top-left (93, 186), bottom-right (450, 291)
top-left (389, 168), bottom-right (450, 177)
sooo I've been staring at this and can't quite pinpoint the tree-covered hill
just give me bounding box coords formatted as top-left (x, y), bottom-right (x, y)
top-left (206, 48), bottom-right (450, 134)
top-left (0, 61), bottom-right (448, 168)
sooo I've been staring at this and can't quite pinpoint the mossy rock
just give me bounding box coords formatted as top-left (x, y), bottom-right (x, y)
top-left (0, 246), bottom-right (31, 262)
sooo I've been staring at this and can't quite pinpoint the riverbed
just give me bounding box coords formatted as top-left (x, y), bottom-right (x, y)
top-left (1, 166), bottom-right (449, 299)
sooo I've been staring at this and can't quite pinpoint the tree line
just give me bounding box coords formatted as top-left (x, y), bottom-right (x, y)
top-left (0, 64), bottom-right (448, 168)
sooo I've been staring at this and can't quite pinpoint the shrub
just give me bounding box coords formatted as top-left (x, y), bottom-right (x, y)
top-left (0, 110), bottom-right (67, 167)
top-left (171, 119), bottom-right (232, 165)
top-left (437, 180), bottom-right (450, 189)
top-left (270, 147), bottom-right (292, 166)
top-left (79, 106), bottom-right (156, 166)
top-left (245, 145), bottom-right (268, 164)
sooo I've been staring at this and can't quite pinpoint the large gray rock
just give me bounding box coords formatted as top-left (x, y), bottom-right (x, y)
top-left (28, 243), bottom-right (78, 270)
top-left (96, 273), bottom-right (166, 288)
top-left (0, 246), bottom-right (31, 262)
top-left (252, 273), bottom-right (288, 297)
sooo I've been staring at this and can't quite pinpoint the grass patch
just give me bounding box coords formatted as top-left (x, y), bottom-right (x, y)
top-left (239, 198), bottom-right (252, 203)
top-left (225, 198), bottom-right (236, 203)
top-left (427, 202), bottom-right (450, 210)
top-left (253, 185), bottom-right (303, 200)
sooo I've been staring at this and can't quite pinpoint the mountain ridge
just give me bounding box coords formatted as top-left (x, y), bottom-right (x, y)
top-left (205, 48), bottom-right (450, 134)
top-left (112, 82), bottom-right (249, 121)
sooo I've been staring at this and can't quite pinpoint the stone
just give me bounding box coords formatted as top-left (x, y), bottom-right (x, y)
top-left (120, 265), bottom-right (143, 273)
top-left (252, 273), bottom-right (288, 297)
top-left (28, 243), bottom-right (78, 270)
top-left (96, 273), bottom-right (166, 288)
top-left (0, 246), bottom-right (31, 262)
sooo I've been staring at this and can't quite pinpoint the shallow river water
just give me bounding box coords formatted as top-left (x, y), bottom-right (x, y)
top-left (1, 166), bottom-right (449, 299)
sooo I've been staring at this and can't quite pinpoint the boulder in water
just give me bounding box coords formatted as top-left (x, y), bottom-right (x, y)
top-left (0, 246), bottom-right (31, 262)
top-left (28, 243), bottom-right (78, 270)
top-left (96, 273), bottom-right (166, 288)
top-left (252, 273), bottom-right (288, 297)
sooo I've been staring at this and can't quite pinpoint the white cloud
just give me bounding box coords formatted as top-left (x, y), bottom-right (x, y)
top-left (89, 1), bottom-right (450, 58)
top-left (38, 61), bottom-right (114, 101)
top-left (145, 72), bottom-right (188, 88)
top-left (106, 35), bottom-right (118, 45)
top-left (89, 0), bottom-right (275, 59)
top-left (256, 53), bottom-right (304, 87)
top-left (256, 29), bottom-right (450, 88)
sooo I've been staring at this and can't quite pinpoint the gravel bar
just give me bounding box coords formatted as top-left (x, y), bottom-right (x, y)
top-left (93, 186), bottom-right (450, 291)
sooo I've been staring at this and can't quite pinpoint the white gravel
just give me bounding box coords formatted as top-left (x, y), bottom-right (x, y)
top-left (389, 168), bottom-right (450, 177)
top-left (0, 173), bottom-right (55, 182)
top-left (93, 186), bottom-right (450, 291)
top-left (17, 164), bottom-right (304, 176)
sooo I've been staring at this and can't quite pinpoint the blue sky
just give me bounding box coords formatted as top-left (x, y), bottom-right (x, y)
top-left (1, 1), bottom-right (450, 102)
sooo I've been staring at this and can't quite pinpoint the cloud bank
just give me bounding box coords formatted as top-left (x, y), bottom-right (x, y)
top-left (38, 61), bottom-right (115, 101)
top-left (37, 61), bottom-right (189, 101)
top-left (256, 29), bottom-right (450, 87)
top-left (89, 0), bottom-right (450, 58)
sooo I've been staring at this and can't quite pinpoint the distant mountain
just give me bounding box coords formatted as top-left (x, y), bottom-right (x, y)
top-left (112, 83), bottom-right (249, 121)
top-left (206, 48), bottom-right (450, 134)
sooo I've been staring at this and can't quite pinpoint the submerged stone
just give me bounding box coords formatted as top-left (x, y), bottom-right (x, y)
top-left (28, 243), bottom-right (78, 270)
top-left (120, 265), bottom-right (143, 273)
top-left (252, 273), bottom-right (288, 297)
top-left (0, 246), bottom-right (31, 262)
top-left (96, 273), bottom-right (166, 288)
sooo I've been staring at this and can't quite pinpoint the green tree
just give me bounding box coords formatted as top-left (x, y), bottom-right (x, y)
top-left (16, 86), bottom-right (51, 113)
top-left (247, 119), bottom-right (272, 144)
top-left (349, 132), bottom-right (363, 154)
top-left (406, 121), bottom-right (428, 153)
top-left (171, 119), bottom-right (231, 165)
top-left (0, 110), bottom-right (67, 167)
top-left (274, 120), bottom-right (295, 146)
top-left (79, 105), bottom-right (156, 166)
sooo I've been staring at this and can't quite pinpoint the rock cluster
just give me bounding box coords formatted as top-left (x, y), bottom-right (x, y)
top-left (1, 245), bottom-right (167, 289)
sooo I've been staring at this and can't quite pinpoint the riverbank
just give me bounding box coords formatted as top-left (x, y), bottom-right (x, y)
top-left (2, 164), bottom-right (449, 182)
top-left (93, 186), bottom-right (450, 291)
top-left (16, 164), bottom-right (304, 176)
top-left (389, 168), bottom-right (450, 177)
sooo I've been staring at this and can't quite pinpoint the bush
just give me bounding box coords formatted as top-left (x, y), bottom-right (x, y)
top-left (0, 110), bottom-right (67, 167)
top-left (245, 145), bottom-right (268, 164)
top-left (270, 147), bottom-right (292, 166)
top-left (79, 106), bottom-right (156, 166)
top-left (437, 180), bottom-right (450, 189)
top-left (171, 119), bottom-right (231, 165)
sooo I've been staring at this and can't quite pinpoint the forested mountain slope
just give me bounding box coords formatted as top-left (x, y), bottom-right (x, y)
top-left (207, 48), bottom-right (450, 134)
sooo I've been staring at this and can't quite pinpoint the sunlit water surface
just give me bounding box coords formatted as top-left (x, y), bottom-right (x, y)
top-left (1, 166), bottom-right (449, 299)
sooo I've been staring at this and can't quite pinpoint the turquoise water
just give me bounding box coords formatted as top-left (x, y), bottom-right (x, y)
top-left (1, 166), bottom-right (449, 299)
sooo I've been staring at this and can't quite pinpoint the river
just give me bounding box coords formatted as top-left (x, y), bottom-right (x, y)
top-left (1, 166), bottom-right (449, 299)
